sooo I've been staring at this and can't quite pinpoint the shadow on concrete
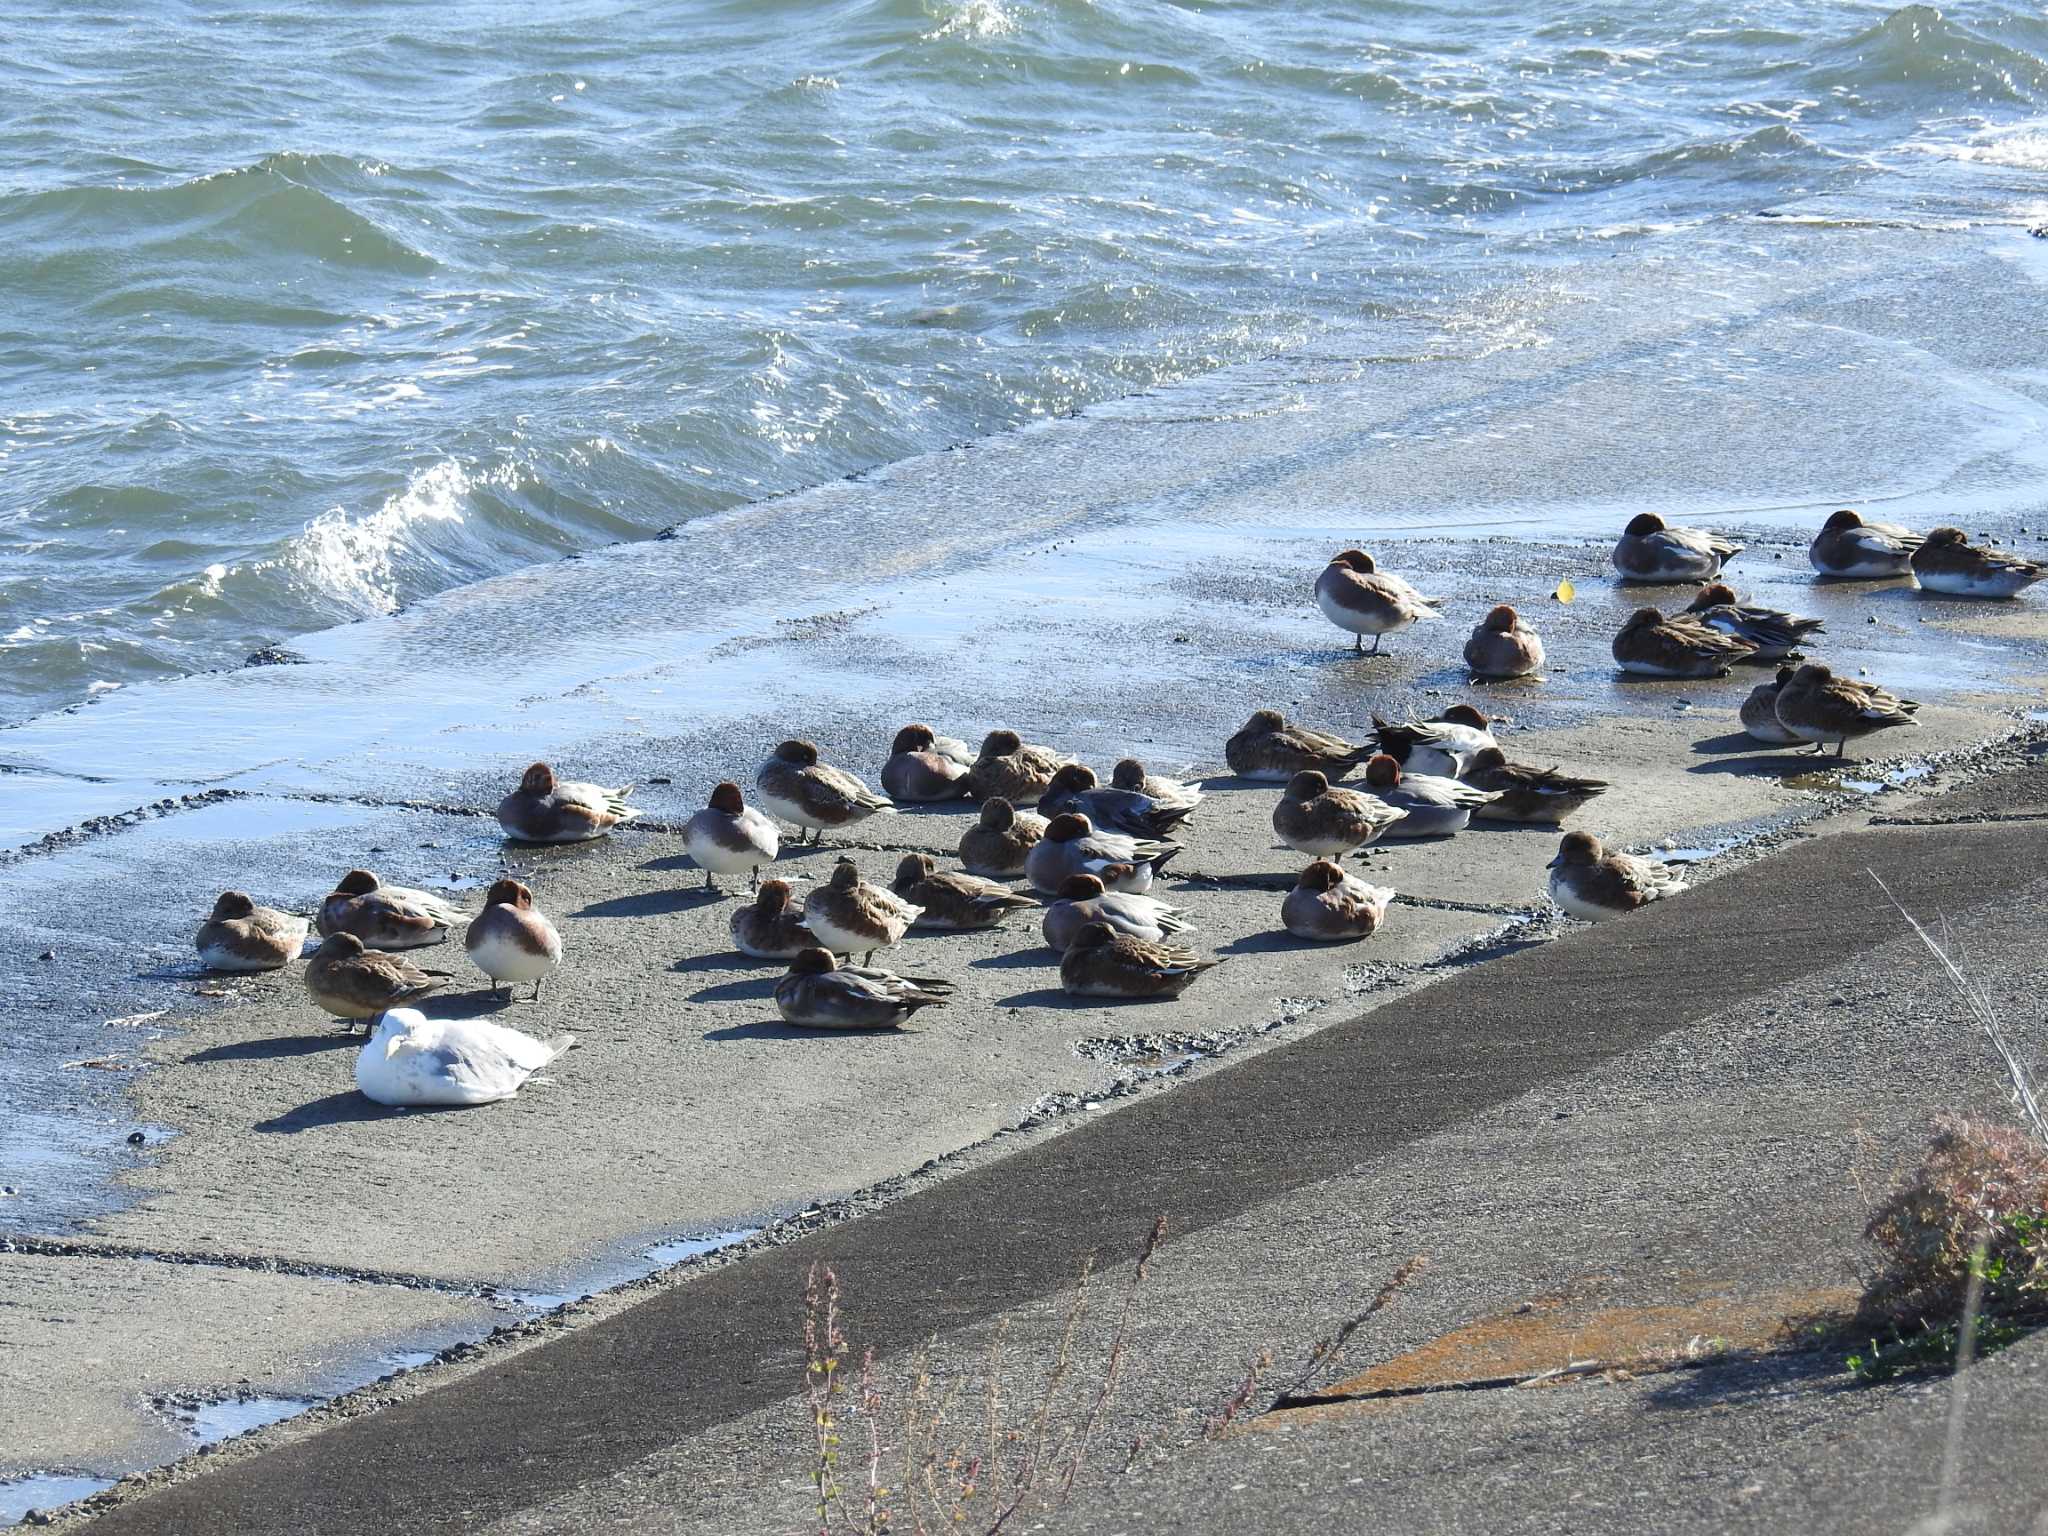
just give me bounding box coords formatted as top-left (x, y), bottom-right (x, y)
top-left (1688, 752), bottom-right (1833, 779)
top-left (702, 1018), bottom-right (907, 1041)
top-left (970, 947), bottom-right (1056, 970)
top-left (1690, 729), bottom-right (1768, 755)
top-left (255, 1090), bottom-right (404, 1134)
top-left (670, 952), bottom-right (774, 977)
top-left (995, 986), bottom-right (1095, 1008)
top-left (689, 976), bottom-right (778, 1004)
top-left (421, 988), bottom-right (516, 1017)
top-left (1219, 929), bottom-right (1327, 956)
top-left (185, 1033), bottom-right (356, 1064)
top-left (574, 888), bottom-right (722, 920)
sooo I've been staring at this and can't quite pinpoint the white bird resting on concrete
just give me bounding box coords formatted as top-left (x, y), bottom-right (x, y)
top-left (354, 1007), bottom-right (575, 1107)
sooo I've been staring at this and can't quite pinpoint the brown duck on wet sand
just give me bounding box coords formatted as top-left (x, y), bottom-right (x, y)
top-left (1041, 872), bottom-right (1191, 952)
top-left (195, 892), bottom-right (309, 972)
top-left (1036, 762), bottom-right (1194, 840)
top-left (1058, 921), bottom-right (1219, 1000)
top-left (1809, 509), bottom-right (1922, 579)
top-left (881, 723), bottom-right (974, 802)
top-left (890, 854), bottom-right (1037, 930)
top-left (1684, 583), bottom-right (1824, 660)
top-left (803, 858), bottom-right (921, 962)
top-left (305, 933), bottom-right (450, 1033)
top-left (1459, 748), bottom-right (1608, 824)
top-left (1111, 758), bottom-right (1204, 816)
top-left (1739, 667), bottom-right (1802, 745)
top-left (463, 879), bottom-right (563, 1002)
top-left (316, 870), bottom-right (466, 950)
top-left (1463, 604), bottom-right (1545, 679)
top-left (958, 796), bottom-right (1047, 878)
top-left (1281, 860), bottom-right (1395, 943)
top-left (730, 878), bottom-right (814, 960)
top-left (496, 762), bottom-right (639, 843)
top-left (1314, 549), bottom-right (1441, 653)
top-left (1226, 709), bottom-right (1373, 781)
top-left (1773, 663), bottom-right (1920, 758)
top-left (755, 740), bottom-right (895, 845)
top-left (1271, 769), bottom-right (1407, 857)
top-left (774, 949), bottom-right (953, 1030)
top-left (1611, 607), bottom-right (1758, 678)
top-left (1910, 527), bottom-right (2045, 599)
top-left (1611, 512), bottom-right (1741, 583)
top-left (966, 729), bottom-right (1072, 802)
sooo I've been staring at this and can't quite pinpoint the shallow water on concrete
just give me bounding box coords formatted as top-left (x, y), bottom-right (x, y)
top-left (0, 1474), bottom-right (115, 1529)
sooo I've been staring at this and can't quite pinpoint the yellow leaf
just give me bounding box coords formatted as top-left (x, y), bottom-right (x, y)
top-left (1553, 578), bottom-right (1575, 604)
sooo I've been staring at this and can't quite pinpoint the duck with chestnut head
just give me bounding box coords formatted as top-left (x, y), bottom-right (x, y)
top-left (1684, 582), bottom-right (1824, 660)
top-left (1808, 508), bottom-right (1921, 580)
top-left (497, 761), bottom-right (639, 843)
top-left (683, 781), bottom-right (780, 893)
top-left (1611, 606), bottom-right (1757, 678)
top-left (1314, 548), bottom-right (1442, 653)
top-left (195, 892), bottom-right (309, 972)
top-left (1463, 604), bottom-right (1545, 679)
top-left (774, 948), bottom-right (953, 1030)
top-left (881, 723), bottom-right (974, 802)
top-left (1547, 831), bottom-right (1687, 923)
top-left (1611, 512), bottom-right (1742, 584)
top-left (316, 869), bottom-right (466, 951)
top-left (464, 879), bottom-right (563, 1002)
top-left (958, 796), bottom-right (1048, 878)
top-left (755, 740), bottom-right (894, 845)
top-left (1281, 860), bottom-right (1395, 943)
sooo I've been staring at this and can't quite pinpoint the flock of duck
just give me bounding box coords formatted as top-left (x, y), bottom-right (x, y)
top-left (189, 509), bottom-right (2038, 1109)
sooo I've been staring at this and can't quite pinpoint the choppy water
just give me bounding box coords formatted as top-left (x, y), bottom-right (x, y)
top-left (7, 0), bottom-right (2048, 722)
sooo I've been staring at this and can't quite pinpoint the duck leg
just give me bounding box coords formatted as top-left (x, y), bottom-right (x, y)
top-left (531, 977), bottom-right (545, 1002)
top-left (1353, 633), bottom-right (1363, 653)
top-left (1369, 633), bottom-right (1384, 655)
top-left (704, 870), bottom-right (720, 894)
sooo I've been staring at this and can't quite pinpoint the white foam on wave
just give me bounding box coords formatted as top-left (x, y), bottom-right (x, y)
top-left (283, 459), bottom-right (477, 615)
top-left (924, 0), bottom-right (1016, 42)
top-left (1916, 123), bottom-right (2048, 172)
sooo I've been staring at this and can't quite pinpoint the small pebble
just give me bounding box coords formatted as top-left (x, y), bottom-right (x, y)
top-left (37, 949), bottom-right (54, 961)
top-left (127, 1131), bottom-right (146, 1145)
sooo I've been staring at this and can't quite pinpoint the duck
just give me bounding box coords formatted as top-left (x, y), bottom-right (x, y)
top-left (1111, 759), bottom-right (1204, 817)
top-left (1547, 831), bottom-right (1688, 922)
top-left (1684, 583), bottom-right (1824, 660)
top-left (730, 878), bottom-right (815, 960)
top-left (1225, 709), bottom-right (1374, 782)
top-left (1809, 509), bottom-right (1922, 579)
top-left (1281, 861), bottom-right (1396, 943)
top-left (1910, 527), bottom-right (2044, 599)
top-left (890, 854), bottom-right (1038, 930)
top-left (880, 723), bottom-right (974, 802)
top-left (496, 762), bottom-right (639, 843)
top-left (463, 879), bottom-right (562, 1002)
top-left (355, 1007), bottom-right (574, 1107)
top-left (682, 781), bottom-right (781, 893)
top-left (802, 858), bottom-right (922, 962)
top-left (305, 933), bottom-right (449, 1033)
top-left (1463, 605), bottom-right (1545, 679)
top-left (774, 948), bottom-right (953, 1030)
top-left (1272, 770), bottom-right (1408, 857)
top-left (1611, 512), bottom-right (1741, 583)
top-left (1460, 748), bottom-right (1608, 824)
top-left (316, 870), bottom-right (466, 951)
top-left (1611, 607), bottom-right (1758, 677)
top-left (1041, 873), bottom-right (1192, 951)
top-left (966, 729), bottom-right (1071, 802)
top-left (1370, 705), bottom-right (1499, 777)
top-left (755, 740), bottom-right (895, 845)
top-left (1773, 662), bottom-right (1920, 757)
top-left (1036, 763), bottom-right (1195, 840)
top-left (958, 797), bottom-right (1048, 878)
top-left (1023, 813), bottom-right (1181, 895)
top-left (1359, 754), bottom-right (1499, 838)
top-left (194, 892), bottom-right (308, 972)
top-left (1059, 921), bottom-right (1219, 1000)
top-left (1314, 549), bottom-right (1442, 653)
top-left (1739, 667), bottom-right (1803, 745)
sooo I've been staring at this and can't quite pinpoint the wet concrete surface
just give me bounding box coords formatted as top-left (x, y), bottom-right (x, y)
top-left (6, 311), bottom-right (2048, 1514)
top-left (46, 769), bottom-right (2048, 1535)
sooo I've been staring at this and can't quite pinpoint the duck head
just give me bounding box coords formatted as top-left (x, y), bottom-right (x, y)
top-left (1332, 548), bottom-right (1376, 573)
top-left (1480, 604), bottom-right (1519, 632)
top-left (1467, 746), bottom-right (1508, 772)
top-left (1548, 830), bottom-right (1604, 869)
top-left (755, 878), bottom-right (794, 913)
top-left (1439, 703), bottom-right (1494, 730)
top-left (316, 931), bottom-right (367, 959)
top-left (788, 947), bottom-right (838, 976)
top-left (1045, 763), bottom-right (1097, 795)
top-left (209, 890), bottom-right (255, 920)
top-left (1058, 873), bottom-right (1107, 900)
top-left (1242, 708), bottom-right (1285, 733)
top-left (1284, 769), bottom-right (1329, 802)
top-left (827, 859), bottom-right (860, 891)
top-left (334, 869), bottom-right (381, 897)
top-left (1111, 758), bottom-right (1148, 790)
top-left (519, 762), bottom-right (556, 796)
top-left (1923, 526), bottom-right (1967, 547)
top-left (1045, 812), bottom-right (1093, 842)
top-left (1623, 513), bottom-right (1667, 537)
top-left (891, 723), bottom-right (936, 753)
top-left (1690, 582), bottom-right (1738, 609)
top-left (1296, 860), bottom-right (1346, 892)
top-left (484, 878), bottom-right (532, 909)
top-left (1822, 509), bottom-right (1864, 532)
top-left (774, 740), bottom-right (820, 766)
top-left (708, 781), bottom-right (746, 814)
top-left (980, 728), bottom-right (1023, 756)
top-left (1620, 607), bottom-right (1664, 634)
top-left (979, 797), bottom-right (1017, 829)
top-left (1363, 754), bottom-right (1402, 790)
top-left (895, 852), bottom-right (937, 884)
top-left (1068, 921), bottom-right (1116, 952)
